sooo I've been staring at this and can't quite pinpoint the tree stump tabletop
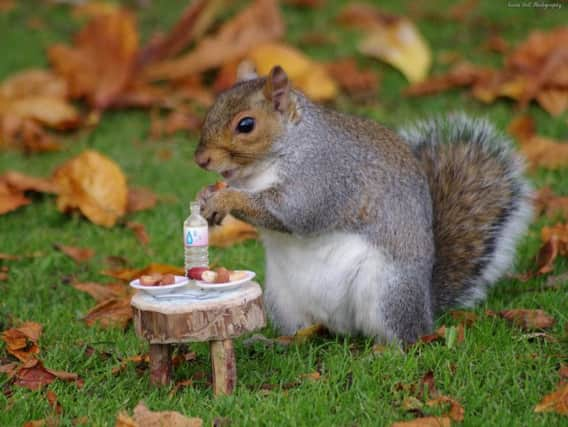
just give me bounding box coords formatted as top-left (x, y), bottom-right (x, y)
top-left (131, 281), bottom-right (265, 396)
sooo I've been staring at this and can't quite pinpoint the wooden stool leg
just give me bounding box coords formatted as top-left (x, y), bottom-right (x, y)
top-left (210, 339), bottom-right (236, 396)
top-left (149, 343), bottom-right (172, 386)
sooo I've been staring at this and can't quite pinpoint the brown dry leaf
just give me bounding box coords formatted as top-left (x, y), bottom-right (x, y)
top-left (419, 371), bottom-right (439, 399)
top-left (14, 359), bottom-right (78, 391)
top-left (126, 187), bottom-right (158, 213)
top-left (2, 321), bottom-right (43, 362)
top-left (391, 417), bottom-right (451, 427)
top-left (132, 402), bottom-right (203, 427)
top-left (300, 371), bottom-right (322, 381)
top-left (138, 0), bottom-right (227, 67)
top-left (541, 223), bottom-right (568, 256)
top-left (0, 0), bottom-right (14, 12)
top-left (0, 69), bottom-right (80, 130)
top-left (150, 110), bottom-right (202, 139)
top-left (144, 0), bottom-right (284, 81)
top-left (0, 170), bottom-right (58, 194)
top-left (102, 263), bottom-right (185, 282)
top-left (449, 310), bottom-right (478, 326)
top-left (247, 42), bottom-right (337, 101)
top-left (326, 58), bottom-right (379, 99)
top-left (535, 188), bottom-right (568, 219)
top-left (116, 412), bottom-right (138, 427)
top-left (0, 183), bottom-right (30, 215)
top-left (209, 215), bottom-right (258, 248)
top-left (169, 379), bottom-right (194, 397)
top-left (126, 221), bottom-right (150, 246)
top-left (339, 3), bottom-right (431, 83)
top-left (53, 150), bottom-right (128, 227)
top-left (535, 237), bottom-right (559, 275)
top-left (427, 396), bottom-right (465, 422)
top-left (448, 0), bottom-right (479, 21)
top-left (0, 362), bottom-right (19, 377)
top-left (112, 354), bottom-right (150, 376)
top-left (54, 244), bottom-right (95, 263)
top-left (48, 9), bottom-right (139, 109)
top-left (72, 281), bottom-right (130, 302)
top-left (499, 309), bottom-right (556, 330)
top-left (534, 382), bottom-right (568, 415)
top-left (405, 61), bottom-right (491, 96)
top-left (83, 297), bottom-right (133, 329)
top-left (46, 390), bottom-right (62, 415)
top-left (72, 1), bottom-right (120, 19)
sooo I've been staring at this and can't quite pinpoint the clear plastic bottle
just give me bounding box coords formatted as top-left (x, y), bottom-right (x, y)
top-left (183, 201), bottom-right (209, 275)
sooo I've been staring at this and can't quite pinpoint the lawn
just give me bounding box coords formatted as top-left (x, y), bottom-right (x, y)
top-left (0, 0), bottom-right (567, 426)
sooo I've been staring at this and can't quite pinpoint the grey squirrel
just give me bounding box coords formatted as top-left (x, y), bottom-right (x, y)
top-left (194, 65), bottom-right (533, 344)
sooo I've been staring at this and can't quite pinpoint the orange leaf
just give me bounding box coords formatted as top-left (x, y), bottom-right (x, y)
top-left (48, 9), bottom-right (139, 109)
top-left (2, 322), bottom-right (43, 362)
top-left (14, 359), bottom-right (78, 391)
top-left (127, 187), bottom-right (158, 213)
top-left (427, 396), bottom-right (465, 422)
top-left (209, 215), bottom-right (258, 248)
top-left (499, 309), bottom-right (556, 330)
top-left (391, 417), bottom-right (451, 427)
top-left (72, 281), bottom-right (130, 302)
top-left (535, 188), bottom-right (568, 219)
top-left (0, 171), bottom-right (58, 194)
top-left (126, 221), bottom-right (150, 245)
top-left (102, 263), bottom-right (185, 282)
top-left (535, 237), bottom-right (559, 275)
top-left (53, 150), bottom-right (128, 227)
top-left (326, 58), bottom-right (379, 99)
top-left (54, 243), bottom-right (95, 263)
top-left (144, 0), bottom-right (284, 81)
top-left (46, 390), bottom-right (62, 415)
top-left (534, 382), bottom-right (568, 415)
top-left (0, 182), bottom-right (30, 215)
top-left (83, 297), bottom-right (133, 329)
top-left (131, 402), bottom-right (203, 427)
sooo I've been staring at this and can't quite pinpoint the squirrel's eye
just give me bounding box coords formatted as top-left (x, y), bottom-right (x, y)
top-left (236, 117), bottom-right (255, 134)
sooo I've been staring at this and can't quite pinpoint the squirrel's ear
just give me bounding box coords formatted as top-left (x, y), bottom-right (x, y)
top-left (263, 65), bottom-right (291, 113)
top-left (236, 60), bottom-right (258, 82)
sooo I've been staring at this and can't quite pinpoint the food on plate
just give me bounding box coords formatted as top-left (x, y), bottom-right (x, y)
top-left (187, 266), bottom-right (209, 280)
top-left (139, 273), bottom-right (176, 286)
top-left (190, 266), bottom-right (249, 284)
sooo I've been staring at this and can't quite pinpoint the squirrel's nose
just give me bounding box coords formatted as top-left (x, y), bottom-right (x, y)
top-left (195, 151), bottom-right (211, 169)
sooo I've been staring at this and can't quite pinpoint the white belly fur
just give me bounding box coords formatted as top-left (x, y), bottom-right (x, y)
top-left (261, 230), bottom-right (394, 339)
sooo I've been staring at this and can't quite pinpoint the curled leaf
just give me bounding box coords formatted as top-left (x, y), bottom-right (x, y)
top-left (499, 309), bottom-right (556, 330)
top-left (53, 150), bottom-right (128, 227)
top-left (209, 215), bottom-right (258, 248)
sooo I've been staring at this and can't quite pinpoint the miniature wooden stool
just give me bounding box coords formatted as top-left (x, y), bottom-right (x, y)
top-left (131, 282), bottom-right (265, 395)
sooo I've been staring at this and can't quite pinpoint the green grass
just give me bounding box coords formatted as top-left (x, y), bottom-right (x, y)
top-left (1, 1), bottom-right (567, 426)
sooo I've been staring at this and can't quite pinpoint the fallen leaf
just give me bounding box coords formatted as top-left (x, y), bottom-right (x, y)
top-left (300, 372), bottom-right (321, 381)
top-left (519, 135), bottom-right (568, 170)
top-left (14, 359), bottom-right (78, 391)
top-left (427, 396), bottom-right (465, 422)
top-left (449, 310), bottom-right (478, 326)
top-left (46, 390), bottom-right (62, 415)
top-left (0, 171), bottom-right (58, 194)
top-left (144, 0), bottom-right (284, 81)
top-left (209, 215), bottom-right (258, 248)
top-left (169, 379), bottom-right (194, 397)
top-left (247, 42), bottom-right (338, 101)
top-left (284, 0), bottom-right (325, 7)
top-left (138, 0), bottom-right (227, 67)
top-left (116, 412), bottom-right (137, 427)
top-left (132, 402), bottom-right (203, 427)
top-left (419, 371), bottom-right (439, 399)
top-left (391, 417), bottom-right (451, 427)
top-left (54, 244), bottom-right (95, 263)
top-left (535, 237), bottom-right (559, 275)
top-left (0, 183), bottom-right (30, 215)
top-left (401, 396), bottom-right (424, 412)
top-left (535, 188), bottom-right (568, 219)
top-left (150, 109), bottom-right (202, 139)
top-left (72, 1), bottom-right (120, 19)
top-left (0, 0), bottom-right (14, 13)
top-left (53, 150), bottom-right (128, 227)
top-left (0, 362), bottom-right (19, 377)
top-left (499, 309), bottom-right (556, 330)
top-left (326, 58), bottom-right (379, 99)
top-left (48, 8), bottom-right (139, 109)
top-left (339, 3), bottom-right (431, 83)
top-left (541, 224), bottom-right (568, 256)
top-left (112, 354), bottom-right (150, 376)
top-left (534, 382), bottom-right (568, 415)
top-left (2, 322), bottom-right (42, 362)
top-left (126, 187), bottom-right (158, 213)
top-left (126, 221), bottom-right (150, 246)
top-left (560, 365), bottom-right (568, 380)
top-left (448, 0), bottom-right (479, 21)
top-left (72, 281), bottom-right (130, 302)
top-left (83, 297), bottom-right (133, 329)
top-left (102, 263), bottom-right (185, 282)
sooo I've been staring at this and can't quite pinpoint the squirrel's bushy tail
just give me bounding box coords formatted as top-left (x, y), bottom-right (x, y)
top-left (399, 114), bottom-right (533, 312)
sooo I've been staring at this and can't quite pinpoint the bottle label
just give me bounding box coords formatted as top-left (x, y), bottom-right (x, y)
top-left (184, 226), bottom-right (208, 247)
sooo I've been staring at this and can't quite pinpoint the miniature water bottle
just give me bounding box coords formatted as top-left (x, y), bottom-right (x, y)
top-left (183, 201), bottom-right (209, 275)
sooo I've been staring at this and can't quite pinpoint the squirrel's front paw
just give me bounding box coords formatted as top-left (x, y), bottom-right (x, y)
top-left (199, 190), bottom-right (230, 226)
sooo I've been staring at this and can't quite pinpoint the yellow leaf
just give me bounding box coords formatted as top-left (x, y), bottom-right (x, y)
top-left (53, 150), bottom-right (127, 227)
top-left (209, 214), bottom-right (258, 248)
top-left (339, 4), bottom-right (431, 83)
top-left (247, 42), bottom-right (338, 100)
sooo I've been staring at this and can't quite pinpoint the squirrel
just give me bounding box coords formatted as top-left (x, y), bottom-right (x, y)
top-left (194, 65), bottom-right (533, 344)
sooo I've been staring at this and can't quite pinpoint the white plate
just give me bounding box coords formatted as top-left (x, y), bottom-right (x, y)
top-left (195, 270), bottom-right (255, 291)
top-left (130, 275), bottom-right (190, 296)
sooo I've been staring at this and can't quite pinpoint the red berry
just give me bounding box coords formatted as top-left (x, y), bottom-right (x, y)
top-left (187, 267), bottom-right (209, 280)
